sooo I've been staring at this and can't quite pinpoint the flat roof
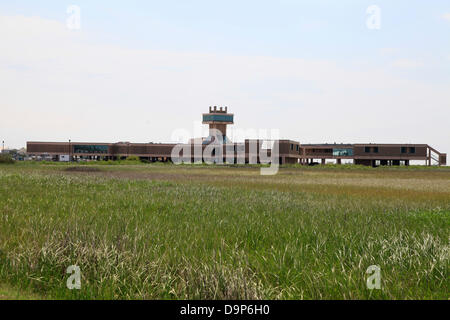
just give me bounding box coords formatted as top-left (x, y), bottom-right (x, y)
top-left (302, 144), bottom-right (353, 147)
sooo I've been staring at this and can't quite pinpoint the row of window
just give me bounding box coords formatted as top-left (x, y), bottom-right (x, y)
top-left (333, 148), bottom-right (353, 156)
top-left (266, 144), bottom-right (417, 155)
top-left (364, 146), bottom-right (378, 153)
top-left (401, 146), bottom-right (416, 154)
top-left (73, 145), bottom-right (109, 154)
top-left (364, 146), bottom-right (416, 154)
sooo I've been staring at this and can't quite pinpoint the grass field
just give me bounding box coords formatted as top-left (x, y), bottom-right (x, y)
top-left (0, 162), bottom-right (449, 299)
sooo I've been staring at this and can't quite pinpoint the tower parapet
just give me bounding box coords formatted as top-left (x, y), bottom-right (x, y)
top-left (202, 106), bottom-right (234, 143)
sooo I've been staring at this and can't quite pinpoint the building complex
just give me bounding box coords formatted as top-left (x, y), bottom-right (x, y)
top-left (27, 107), bottom-right (446, 166)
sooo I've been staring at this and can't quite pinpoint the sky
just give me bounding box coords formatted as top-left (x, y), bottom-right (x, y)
top-left (0, 1), bottom-right (449, 157)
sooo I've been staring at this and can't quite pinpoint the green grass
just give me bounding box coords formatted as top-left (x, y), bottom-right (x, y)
top-left (0, 163), bottom-right (448, 299)
top-left (0, 283), bottom-right (43, 300)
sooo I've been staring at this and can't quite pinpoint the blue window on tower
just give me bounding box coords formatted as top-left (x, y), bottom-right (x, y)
top-left (202, 114), bottom-right (234, 122)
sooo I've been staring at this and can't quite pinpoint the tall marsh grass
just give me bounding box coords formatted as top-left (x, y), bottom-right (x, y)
top-left (0, 164), bottom-right (448, 299)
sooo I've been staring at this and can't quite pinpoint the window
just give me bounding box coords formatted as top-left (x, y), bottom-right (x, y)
top-left (365, 147), bottom-right (370, 153)
top-left (290, 144), bottom-right (294, 150)
top-left (296, 145), bottom-right (299, 151)
top-left (74, 145), bottom-right (108, 154)
top-left (202, 114), bottom-right (234, 123)
top-left (373, 147), bottom-right (379, 153)
top-left (409, 147), bottom-right (415, 154)
top-left (333, 148), bottom-right (353, 156)
top-left (401, 146), bottom-right (407, 153)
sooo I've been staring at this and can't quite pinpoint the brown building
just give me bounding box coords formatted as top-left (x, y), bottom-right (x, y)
top-left (298, 143), bottom-right (446, 166)
top-left (26, 108), bottom-right (447, 166)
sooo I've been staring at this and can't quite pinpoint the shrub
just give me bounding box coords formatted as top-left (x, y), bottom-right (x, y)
top-left (0, 153), bottom-right (15, 164)
top-left (125, 155), bottom-right (141, 162)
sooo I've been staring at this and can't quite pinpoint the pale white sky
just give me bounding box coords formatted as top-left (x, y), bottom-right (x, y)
top-left (0, 1), bottom-right (449, 156)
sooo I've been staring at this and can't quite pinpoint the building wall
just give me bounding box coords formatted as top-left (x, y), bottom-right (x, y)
top-left (27, 142), bottom-right (71, 154)
top-left (26, 141), bottom-right (444, 165)
top-left (353, 144), bottom-right (427, 157)
top-left (112, 143), bottom-right (175, 156)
